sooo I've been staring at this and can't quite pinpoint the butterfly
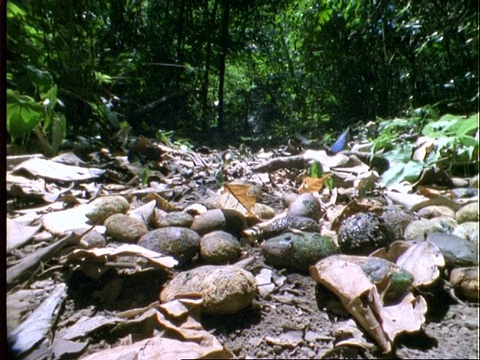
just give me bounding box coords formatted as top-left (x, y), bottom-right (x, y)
top-left (328, 126), bottom-right (350, 154)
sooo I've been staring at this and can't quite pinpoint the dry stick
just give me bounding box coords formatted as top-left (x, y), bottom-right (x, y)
top-left (6, 231), bottom-right (85, 287)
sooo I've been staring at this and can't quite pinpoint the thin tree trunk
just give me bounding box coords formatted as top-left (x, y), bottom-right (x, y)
top-left (200, 0), bottom-right (219, 132)
top-left (217, 0), bottom-right (230, 134)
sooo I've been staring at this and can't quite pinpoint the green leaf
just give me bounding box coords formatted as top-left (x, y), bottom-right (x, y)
top-left (43, 85), bottom-right (58, 106)
top-left (380, 161), bottom-right (424, 187)
top-left (94, 71), bottom-right (113, 85)
top-left (456, 114), bottom-right (479, 136)
top-left (7, 90), bottom-right (43, 139)
top-left (7, 2), bottom-right (26, 17)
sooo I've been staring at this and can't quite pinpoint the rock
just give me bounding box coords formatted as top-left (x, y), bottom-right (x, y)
top-left (191, 209), bottom-right (247, 237)
top-left (253, 203), bottom-right (277, 220)
top-left (449, 267), bottom-right (479, 301)
top-left (338, 213), bottom-right (395, 255)
top-left (85, 196), bottom-right (130, 224)
top-left (456, 202), bottom-right (479, 223)
top-left (138, 227), bottom-right (201, 264)
top-left (261, 231), bottom-right (338, 273)
top-left (81, 230), bottom-right (106, 248)
top-left (411, 232), bottom-right (478, 268)
top-left (287, 193), bottom-right (323, 221)
top-left (404, 217), bottom-right (457, 241)
top-left (154, 211), bottom-right (193, 228)
top-left (160, 264), bottom-right (257, 314)
top-left (417, 206), bottom-right (455, 219)
top-left (200, 230), bottom-right (241, 264)
top-left (105, 214), bottom-right (148, 243)
top-left (469, 174), bottom-right (479, 188)
top-left (453, 222), bottom-right (479, 244)
top-left (381, 206), bottom-right (419, 240)
top-left (428, 216), bottom-right (458, 232)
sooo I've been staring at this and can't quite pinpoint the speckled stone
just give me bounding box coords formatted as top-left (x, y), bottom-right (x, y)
top-left (338, 213), bottom-right (395, 255)
top-left (287, 193), bottom-right (324, 221)
top-left (381, 206), bottom-right (419, 240)
top-left (456, 202), bottom-right (479, 224)
top-left (404, 217), bottom-right (457, 240)
top-left (200, 230), bottom-right (241, 264)
top-left (154, 211), bottom-right (193, 228)
top-left (191, 209), bottom-right (247, 237)
top-left (417, 206), bottom-right (455, 219)
top-left (85, 196), bottom-right (130, 224)
top-left (453, 222), bottom-right (479, 244)
top-left (138, 227), bottom-right (200, 264)
top-left (160, 264), bottom-right (257, 314)
top-left (104, 214), bottom-right (148, 243)
top-left (81, 230), bottom-right (106, 248)
top-left (261, 231), bottom-right (338, 272)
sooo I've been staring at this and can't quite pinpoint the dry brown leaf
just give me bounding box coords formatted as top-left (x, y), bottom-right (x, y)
top-left (82, 335), bottom-right (232, 360)
top-left (310, 256), bottom-right (428, 353)
top-left (218, 182), bottom-right (258, 217)
top-left (299, 174), bottom-right (332, 193)
top-left (412, 136), bottom-right (435, 162)
top-left (7, 218), bottom-right (42, 252)
top-left (143, 192), bottom-right (182, 212)
top-left (8, 283), bottom-right (67, 356)
top-left (396, 240), bottom-right (445, 287)
top-left (68, 244), bottom-right (178, 269)
top-left (13, 158), bottom-right (105, 181)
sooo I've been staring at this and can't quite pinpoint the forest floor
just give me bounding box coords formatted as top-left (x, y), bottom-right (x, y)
top-left (6, 137), bottom-right (479, 359)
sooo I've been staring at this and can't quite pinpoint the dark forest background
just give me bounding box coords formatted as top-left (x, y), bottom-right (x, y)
top-left (6, 0), bottom-right (478, 148)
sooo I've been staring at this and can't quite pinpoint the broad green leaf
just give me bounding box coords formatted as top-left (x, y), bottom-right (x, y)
top-left (380, 161), bottom-right (424, 188)
top-left (7, 90), bottom-right (43, 139)
top-left (456, 114), bottom-right (479, 136)
top-left (458, 135), bottom-right (478, 148)
top-left (7, 2), bottom-right (26, 18)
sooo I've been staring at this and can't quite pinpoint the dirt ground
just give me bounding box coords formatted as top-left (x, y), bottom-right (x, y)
top-left (200, 249), bottom-right (480, 359)
top-left (61, 244), bottom-right (479, 360)
top-left (6, 144), bottom-right (479, 359)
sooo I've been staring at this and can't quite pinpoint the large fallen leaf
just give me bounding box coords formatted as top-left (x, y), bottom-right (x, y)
top-left (81, 298), bottom-right (233, 360)
top-left (8, 283), bottom-right (67, 356)
top-left (13, 158), bottom-right (105, 181)
top-left (42, 205), bottom-right (95, 235)
top-left (384, 191), bottom-right (429, 211)
top-left (299, 174), bottom-right (332, 193)
top-left (396, 240), bottom-right (445, 287)
top-left (68, 244), bottom-right (178, 269)
top-left (217, 182), bottom-right (260, 217)
top-left (6, 218), bottom-right (41, 252)
top-left (62, 315), bottom-right (125, 341)
top-left (310, 256), bottom-right (427, 353)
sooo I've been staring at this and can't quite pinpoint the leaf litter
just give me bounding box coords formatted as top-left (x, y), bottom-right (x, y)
top-left (5, 133), bottom-right (479, 359)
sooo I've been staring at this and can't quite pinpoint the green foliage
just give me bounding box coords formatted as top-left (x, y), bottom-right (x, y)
top-left (7, 90), bottom-right (43, 139)
top-left (422, 113), bottom-right (479, 166)
top-left (379, 112), bottom-right (479, 187)
top-left (6, 0), bottom-right (478, 149)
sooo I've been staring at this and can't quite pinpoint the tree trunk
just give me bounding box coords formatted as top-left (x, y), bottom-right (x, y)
top-left (217, 0), bottom-right (230, 134)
